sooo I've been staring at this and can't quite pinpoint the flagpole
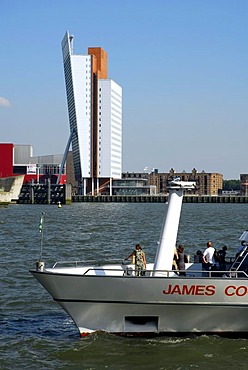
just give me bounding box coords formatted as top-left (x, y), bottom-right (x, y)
top-left (39, 212), bottom-right (45, 262)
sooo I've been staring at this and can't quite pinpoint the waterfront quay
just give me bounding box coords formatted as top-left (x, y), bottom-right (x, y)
top-left (16, 184), bottom-right (248, 204)
top-left (72, 195), bottom-right (248, 203)
top-left (17, 183), bottom-right (72, 204)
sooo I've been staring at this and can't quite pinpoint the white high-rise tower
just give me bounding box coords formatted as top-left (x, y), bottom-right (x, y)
top-left (62, 31), bottom-right (122, 195)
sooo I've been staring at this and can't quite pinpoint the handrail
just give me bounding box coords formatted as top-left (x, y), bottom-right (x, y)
top-left (82, 267), bottom-right (177, 277)
top-left (52, 258), bottom-right (120, 268)
top-left (51, 261), bottom-right (248, 278)
top-left (83, 267), bottom-right (129, 275)
top-left (81, 267), bottom-right (248, 278)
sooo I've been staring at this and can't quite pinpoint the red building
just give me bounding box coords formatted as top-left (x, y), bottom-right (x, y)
top-left (0, 143), bottom-right (14, 178)
top-left (0, 143), bottom-right (66, 184)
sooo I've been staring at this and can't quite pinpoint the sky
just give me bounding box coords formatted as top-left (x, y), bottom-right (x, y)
top-left (1, 0), bottom-right (247, 179)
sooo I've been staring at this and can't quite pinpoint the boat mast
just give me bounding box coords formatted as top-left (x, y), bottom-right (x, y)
top-left (153, 180), bottom-right (195, 276)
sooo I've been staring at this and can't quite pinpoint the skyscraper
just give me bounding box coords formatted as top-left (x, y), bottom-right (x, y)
top-left (62, 31), bottom-right (122, 195)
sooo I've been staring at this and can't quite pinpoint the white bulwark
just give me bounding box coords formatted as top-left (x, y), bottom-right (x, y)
top-left (62, 31), bottom-right (122, 194)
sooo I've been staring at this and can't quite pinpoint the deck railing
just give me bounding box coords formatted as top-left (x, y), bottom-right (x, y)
top-left (51, 260), bottom-right (248, 278)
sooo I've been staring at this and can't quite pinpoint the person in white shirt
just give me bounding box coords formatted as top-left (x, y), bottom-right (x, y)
top-left (202, 241), bottom-right (215, 271)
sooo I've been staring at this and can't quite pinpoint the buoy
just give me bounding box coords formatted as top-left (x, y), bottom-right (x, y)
top-left (58, 201), bottom-right (62, 208)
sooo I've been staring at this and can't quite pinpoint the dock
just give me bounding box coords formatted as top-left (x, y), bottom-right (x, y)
top-left (72, 195), bottom-right (248, 203)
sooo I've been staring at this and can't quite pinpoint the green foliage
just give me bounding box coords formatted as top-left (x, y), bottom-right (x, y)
top-left (223, 179), bottom-right (240, 190)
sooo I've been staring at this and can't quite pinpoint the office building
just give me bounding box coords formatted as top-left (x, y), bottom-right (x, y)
top-left (62, 31), bottom-right (122, 195)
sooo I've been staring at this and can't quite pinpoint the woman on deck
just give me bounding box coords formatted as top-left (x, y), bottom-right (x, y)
top-left (127, 244), bottom-right (146, 276)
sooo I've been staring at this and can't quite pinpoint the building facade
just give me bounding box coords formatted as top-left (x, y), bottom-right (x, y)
top-left (112, 178), bottom-right (156, 196)
top-left (62, 32), bottom-right (122, 195)
top-left (240, 174), bottom-right (248, 196)
top-left (122, 168), bottom-right (223, 196)
top-left (0, 143), bottom-right (66, 184)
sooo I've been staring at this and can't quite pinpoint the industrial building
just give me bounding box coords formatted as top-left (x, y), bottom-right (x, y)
top-left (0, 143), bottom-right (66, 184)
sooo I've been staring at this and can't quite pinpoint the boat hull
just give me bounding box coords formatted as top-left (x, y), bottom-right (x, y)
top-left (30, 270), bottom-right (248, 336)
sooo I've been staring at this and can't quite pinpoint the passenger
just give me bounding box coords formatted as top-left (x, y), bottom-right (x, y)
top-left (218, 246), bottom-right (227, 271)
top-left (177, 244), bottom-right (186, 276)
top-left (236, 241), bottom-right (247, 259)
top-left (213, 249), bottom-right (221, 271)
top-left (202, 241), bottom-right (216, 272)
top-left (194, 250), bottom-right (203, 263)
top-left (172, 246), bottom-right (179, 272)
top-left (126, 244), bottom-right (146, 276)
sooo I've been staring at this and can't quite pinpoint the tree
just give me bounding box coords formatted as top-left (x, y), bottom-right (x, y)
top-left (223, 179), bottom-right (240, 191)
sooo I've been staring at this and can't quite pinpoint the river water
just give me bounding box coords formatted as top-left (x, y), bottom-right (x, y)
top-left (1, 202), bottom-right (248, 369)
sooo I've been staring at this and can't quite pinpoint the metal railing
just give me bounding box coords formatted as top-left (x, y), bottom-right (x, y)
top-left (51, 261), bottom-right (248, 278)
top-left (52, 258), bottom-right (122, 268)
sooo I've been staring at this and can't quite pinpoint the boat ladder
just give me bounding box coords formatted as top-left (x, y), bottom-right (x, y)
top-left (229, 245), bottom-right (248, 272)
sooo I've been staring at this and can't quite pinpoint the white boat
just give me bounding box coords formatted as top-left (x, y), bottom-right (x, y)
top-left (30, 180), bottom-right (248, 337)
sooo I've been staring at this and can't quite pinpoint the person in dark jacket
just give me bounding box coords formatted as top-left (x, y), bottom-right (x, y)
top-left (218, 246), bottom-right (227, 271)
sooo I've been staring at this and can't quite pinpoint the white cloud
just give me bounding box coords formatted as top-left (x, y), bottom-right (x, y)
top-left (0, 97), bottom-right (11, 107)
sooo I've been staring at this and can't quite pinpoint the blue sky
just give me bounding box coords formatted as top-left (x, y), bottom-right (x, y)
top-left (1, 0), bottom-right (247, 179)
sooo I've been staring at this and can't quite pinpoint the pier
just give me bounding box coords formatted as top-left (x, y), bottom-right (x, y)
top-left (72, 195), bottom-right (248, 203)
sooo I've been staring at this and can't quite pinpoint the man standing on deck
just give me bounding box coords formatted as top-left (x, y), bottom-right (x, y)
top-left (202, 241), bottom-right (215, 271)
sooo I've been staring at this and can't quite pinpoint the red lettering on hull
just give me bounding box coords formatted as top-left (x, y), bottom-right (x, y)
top-left (162, 284), bottom-right (248, 297)
top-left (225, 285), bottom-right (248, 296)
top-left (163, 284), bottom-right (215, 296)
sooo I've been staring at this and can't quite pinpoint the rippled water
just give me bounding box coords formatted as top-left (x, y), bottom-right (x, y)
top-left (1, 202), bottom-right (248, 369)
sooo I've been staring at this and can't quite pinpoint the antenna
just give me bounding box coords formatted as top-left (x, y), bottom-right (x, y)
top-left (36, 212), bottom-right (45, 271)
top-left (39, 212), bottom-right (45, 261)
